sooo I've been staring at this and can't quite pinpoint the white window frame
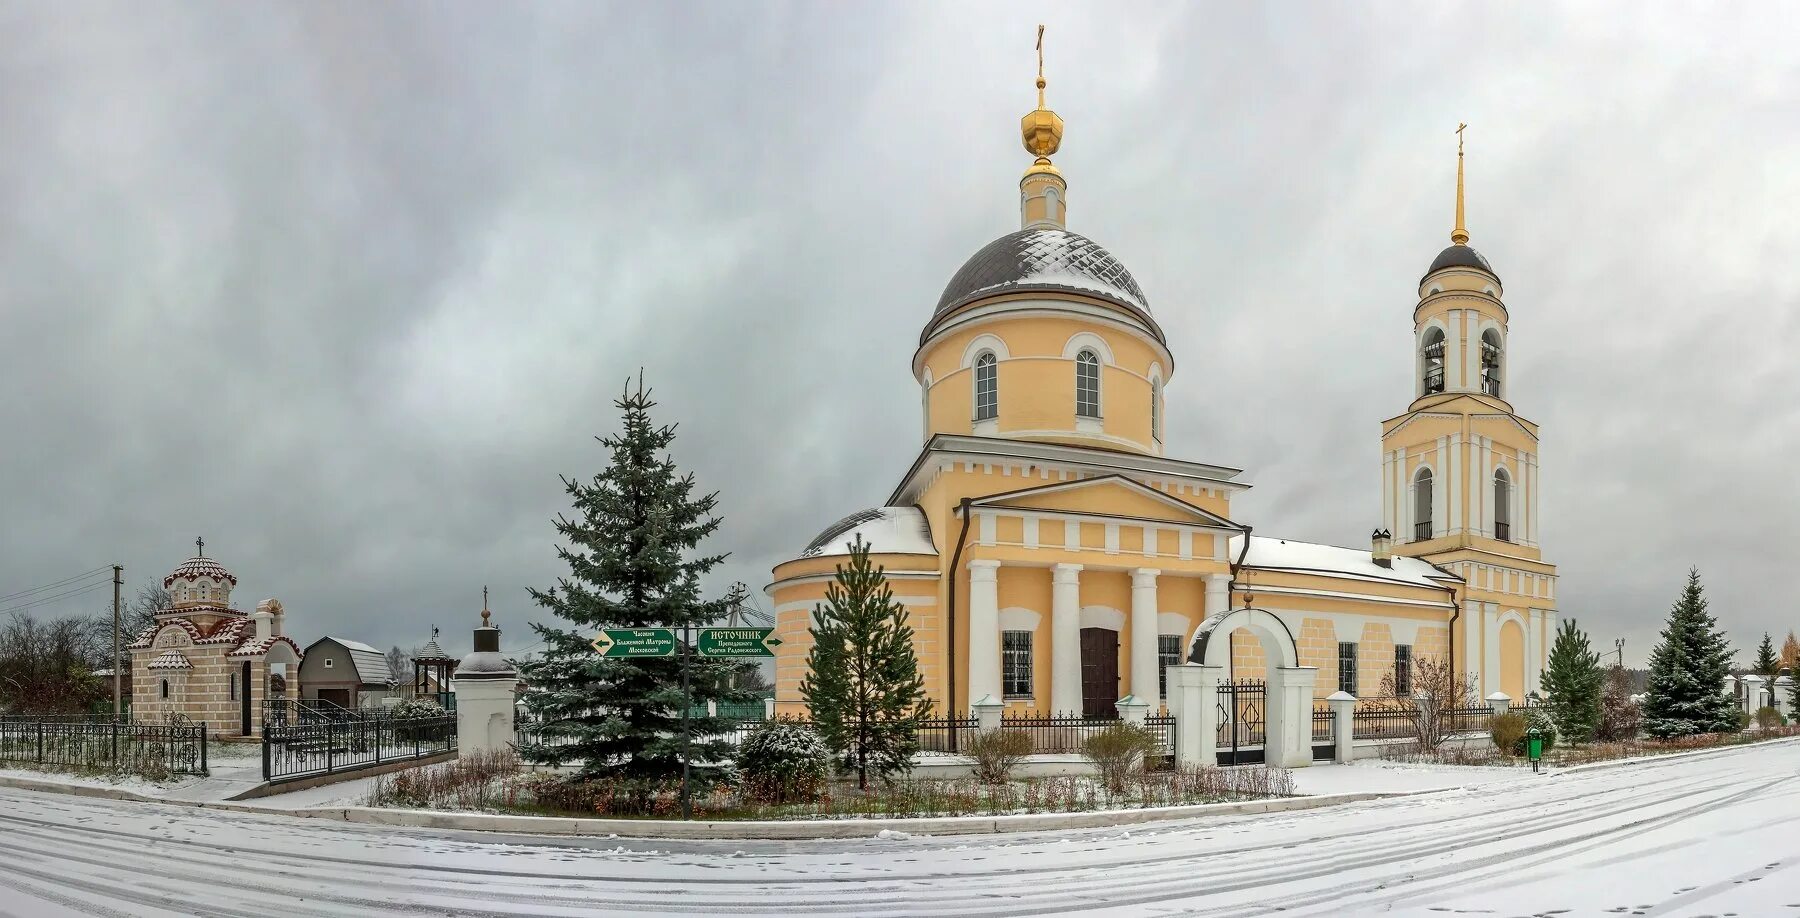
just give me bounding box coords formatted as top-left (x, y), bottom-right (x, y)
top-left (1075, 349), bottom-right (1102, 419)
top-left (973, 351), bottom-right (998, 422)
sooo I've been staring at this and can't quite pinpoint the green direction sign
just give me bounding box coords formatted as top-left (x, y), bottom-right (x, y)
top-left (591, 628), bottom-right (677, 658)
top-left (696, 627), bottom-right (782, 658)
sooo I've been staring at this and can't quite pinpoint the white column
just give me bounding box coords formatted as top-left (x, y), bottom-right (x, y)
top-left (1528, 455), bottom-right (1541, 545)
top-left (1131, 568), bottom-right (1160, 711)
top-left (1433, 435), bottom-right (1449, 537)
top-left (1482, 604), bottom-right (1500, 697)
top-left (1448, 432), bottom-right (1462, 533)
top-left (967, 560), bottom-right (1002, 708)
top-left (1525, 608), bottom-right (1542, 696)
top-left (1051, 563), bottom-right (1083, 715)
top-left (1203, 573), bottom-right (1231, 620)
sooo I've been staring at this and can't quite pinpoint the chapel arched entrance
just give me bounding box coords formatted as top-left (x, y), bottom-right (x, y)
top-left (1188, 607), bottom-right (1315, 767)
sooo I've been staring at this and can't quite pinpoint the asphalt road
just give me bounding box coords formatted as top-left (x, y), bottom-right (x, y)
top-left (1, 741), bottom-right (1796, 917)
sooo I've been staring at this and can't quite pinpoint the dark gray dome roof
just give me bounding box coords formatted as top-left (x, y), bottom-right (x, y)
top-left (934, 229), bottom-right (1151, 321)
top-left (1424, 244), bottom-right (1499, 283)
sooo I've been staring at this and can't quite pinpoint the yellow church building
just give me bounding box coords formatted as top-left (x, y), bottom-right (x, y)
top-left (768, 55), bottom-right (1557, 724)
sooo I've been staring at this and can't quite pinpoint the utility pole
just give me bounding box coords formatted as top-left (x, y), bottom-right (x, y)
top-left (1614, 638), bottom-right (1625, 668)
top-left (112, 565), bottom-right (123, 720)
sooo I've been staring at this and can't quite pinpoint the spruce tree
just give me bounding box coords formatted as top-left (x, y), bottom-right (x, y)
top-left (518, 375), bottom-right (750, 788)
top-left (1752, 632), bottom-right (1779, 679)
top-left (1541, 618), bottom-right (1603, 744)
top-left (1641, 568), bottom-right (1736, 738)
top-left (800, 534), bottom-right (931, 790)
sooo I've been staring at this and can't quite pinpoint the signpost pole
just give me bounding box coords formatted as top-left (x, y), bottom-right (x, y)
top-left (680, 622), bottom-right (692, 821)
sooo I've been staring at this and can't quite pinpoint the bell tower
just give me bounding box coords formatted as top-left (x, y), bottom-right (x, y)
top-left (1379, 126), bottom-right (1558, 699)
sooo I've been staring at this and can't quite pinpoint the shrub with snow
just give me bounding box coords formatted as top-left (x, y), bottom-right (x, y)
top-left (1081, 724), bottom-right (1158, 792)
top-left (965, 729), bottom-right (1033, 785)
top-left (389, 698), bottom-right (446, 720)
top-left (736, 719), bottom-right (830, 803)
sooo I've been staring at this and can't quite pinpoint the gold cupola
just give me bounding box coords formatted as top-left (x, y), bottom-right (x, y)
top-left (1019, 25), bottom-right (1068, 230)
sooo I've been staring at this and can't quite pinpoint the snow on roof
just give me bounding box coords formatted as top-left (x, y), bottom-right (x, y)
top-left (147, 650), bottom-right (192, 670)
top-left (317, 636), bottom-right (395, 684)
top-left (1231, 535), bottom-right (1460, 589)
top-left (800, 507), bottom-right (937, 559)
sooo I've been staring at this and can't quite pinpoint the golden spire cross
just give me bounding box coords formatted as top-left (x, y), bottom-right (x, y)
top-left (1035, 24), bottom-right (1047, 108)
top-left (1452, 122), bottom-right (1469, 245)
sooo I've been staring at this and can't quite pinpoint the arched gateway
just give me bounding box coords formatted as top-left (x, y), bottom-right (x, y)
top-left (1164, 608), bottom-right (1317, 768)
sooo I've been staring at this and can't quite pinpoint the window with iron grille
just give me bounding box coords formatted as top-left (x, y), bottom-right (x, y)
top-left (1394, 644), bottom-right (1412, 696)
top-left (1338, 642), bottom-right (1359, 695)
top-left (1002, 630), bottom-right (1033, 699)
top-left (1413, 469), bottom-right (1434, 541)
top-left (1493, 470), bottom-right (1512, 542)
top-left (1075, 349), bottom-right (1101, 418)
top-left (974, 352), bottom-right (998, 421)
top-left (1158, 633), bottom-right (1183, 695)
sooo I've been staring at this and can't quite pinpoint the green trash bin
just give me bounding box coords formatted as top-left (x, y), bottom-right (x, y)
top-left (1526, 727), bottom-right (1544, 771)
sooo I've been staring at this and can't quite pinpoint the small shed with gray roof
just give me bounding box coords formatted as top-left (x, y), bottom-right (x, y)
top-left (298, 636), bottom-right (395, 709)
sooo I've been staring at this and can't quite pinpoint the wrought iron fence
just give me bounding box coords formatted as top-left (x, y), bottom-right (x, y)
top-left (1442, 705), bottom-right (1492, 735)
top-left (1312, 707), bottom-right (1336, 742)
top-left (1216, 680), bottom-right (1268, 748)
top-left (0, 718), bottom-right (207, 776)
top-left (1350, 706), bottom-right (1415, 740)
top-left (1143, 713), bottom-right (1177, 760)
top-left (263, 713), bottom-right (455, 783)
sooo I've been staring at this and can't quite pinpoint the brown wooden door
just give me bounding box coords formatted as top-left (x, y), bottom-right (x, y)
top-left (1080, 628), bottom-right (1120, 718)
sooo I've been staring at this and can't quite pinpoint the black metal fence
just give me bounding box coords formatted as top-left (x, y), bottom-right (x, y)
top-left (0, 718), bottom-right (208, 776)
top-left (263, 714), bottom-right (456, 783)
top-left (1350, 706), bottom-right (1416, 740)
top-left (1312, 707), bottom-right (1336, 742)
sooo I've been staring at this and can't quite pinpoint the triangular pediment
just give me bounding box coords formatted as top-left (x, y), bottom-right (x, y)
top-left (970, 475), bottom-right (1240, 529)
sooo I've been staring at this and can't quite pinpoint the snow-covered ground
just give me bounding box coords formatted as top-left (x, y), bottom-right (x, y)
top-left (0, 738), bottom-right (1795, 916)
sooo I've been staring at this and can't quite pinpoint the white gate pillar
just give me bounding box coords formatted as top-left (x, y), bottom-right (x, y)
top-left (1267, 666), bottom-right (1318, 768)
top-left (1328, 691), bottom-right (1356, 764)
top-left (1165, 663), bottom-right (1223, 767)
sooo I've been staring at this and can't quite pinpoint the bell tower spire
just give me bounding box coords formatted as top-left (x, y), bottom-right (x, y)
top-left (1019, 24), bottom-right (1068, 230)
top-left (1451, 123), bottom-right (1469, 245)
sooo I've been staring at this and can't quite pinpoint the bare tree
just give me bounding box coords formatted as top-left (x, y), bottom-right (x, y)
top-left (386, 645), bottom-right (413, 684)
top-left (1378, 656), bottom-right (1478, 753)
top-left (0, 612), bottom-right (108, 714)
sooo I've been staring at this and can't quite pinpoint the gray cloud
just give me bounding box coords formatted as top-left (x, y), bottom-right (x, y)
top-left (2, 2), bottom-right (1794, 666)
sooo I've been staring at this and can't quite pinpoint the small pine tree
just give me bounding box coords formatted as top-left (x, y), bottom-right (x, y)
top-left (1641, 568), bottom-right (1736, 738)
top-left (800, 534), bottom-right (932, 790)
top-left (1753, 632), bottom-right (1780, 678)
top-left (518, 375), bottom-right (751, 788)
top-left (1541, 618), bottom-right (1603, 744)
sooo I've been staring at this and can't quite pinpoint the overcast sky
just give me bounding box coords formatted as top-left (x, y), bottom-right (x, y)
top-left (2, 2), bottom-right (1795, 667)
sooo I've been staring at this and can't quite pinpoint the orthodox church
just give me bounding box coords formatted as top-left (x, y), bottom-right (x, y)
top-left (127, 542), bottom-right (303, 735)
top-left (769, 48), bottom-right (1557, 717)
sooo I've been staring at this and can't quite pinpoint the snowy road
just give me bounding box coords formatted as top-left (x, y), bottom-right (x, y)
top-left (1, 741), bottom-right (1796, 917)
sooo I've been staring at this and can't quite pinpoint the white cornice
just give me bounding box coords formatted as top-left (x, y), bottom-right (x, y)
top-left (886, 435), bottom-right (1249, 507)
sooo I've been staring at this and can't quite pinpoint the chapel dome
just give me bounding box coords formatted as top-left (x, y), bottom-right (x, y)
top-left (1423, 244), bottom-right (1499, 284)
top-left (163, 556), bottom-right (237, 590)
top-left (933, 229), bottom-right (1152, 325)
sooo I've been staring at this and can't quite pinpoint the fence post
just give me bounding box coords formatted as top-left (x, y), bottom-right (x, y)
top-left (111, 721), bottom-right (118, 767)
top-left (972, 694), bottom-right (1005, 733)
top-left (1328, 692), bottom-right (1356, 764)
top-left (1164, 663), bottom-right (1223, 767)
top-left (262, 731), bottom-right (271, 780)
top-left (325, 723), bottom-right (334, 776)
top-left (1115, 694), bottom-right (1149, 727)
top-left (200, 724), bottom-right (208, 776)
top-left (36, 721), bottom-right (43, 763)
top-left (763, 697), bottom-right (776, 720)
top-left (1486, 692), bottom-right (1512, 719)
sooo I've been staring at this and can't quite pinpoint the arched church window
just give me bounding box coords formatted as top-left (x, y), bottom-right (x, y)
top-left (160, 679), bottom-right (169, 700)
top-left (1151, 377), bottom-right (1163, 441)
top-left (1421, 327), bottom-right (1446, 395)
top-left (1480, 329), bottom-right (1503, 397)
top-left (1413, 468), bottom-right (1434, 541)
top-left (1044, 186), bottom-right (1061, 223)
top-left (1493, 469), bottom-right (1512, 542)
top-left (1075, 349), bottom-right (1101, 418)
top-left (974, 352), bottom-right (998, 421)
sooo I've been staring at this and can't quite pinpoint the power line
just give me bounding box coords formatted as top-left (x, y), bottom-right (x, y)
top-left (0, 579), bottom-right (115, 617)
top-left (0, 566), bottom-right (111, 604)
